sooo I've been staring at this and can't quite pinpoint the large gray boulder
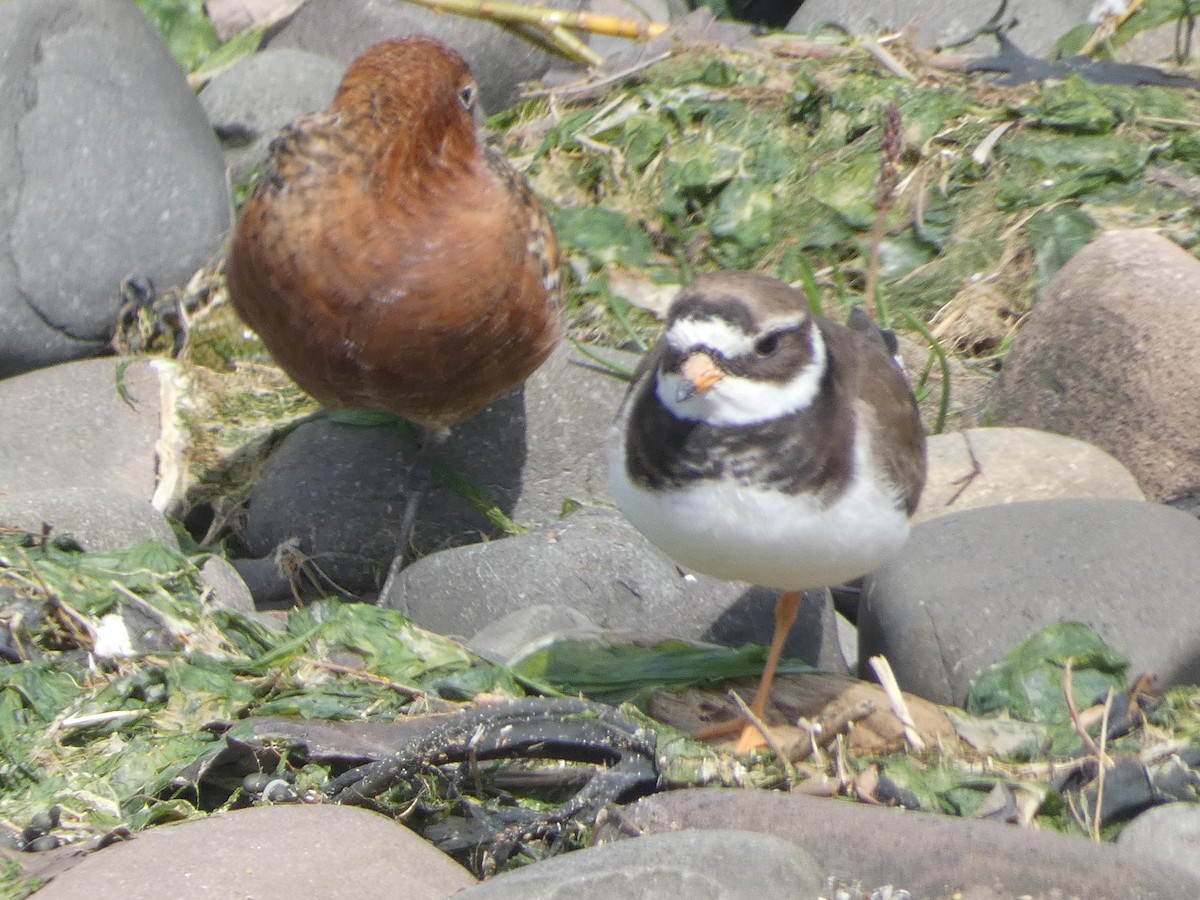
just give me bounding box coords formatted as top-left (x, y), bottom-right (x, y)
top-left (0, 0), bottom-right (231, 378)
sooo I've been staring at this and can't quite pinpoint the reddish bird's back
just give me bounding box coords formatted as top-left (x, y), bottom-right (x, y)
top-left (226, 37), bottom-right (563, 431)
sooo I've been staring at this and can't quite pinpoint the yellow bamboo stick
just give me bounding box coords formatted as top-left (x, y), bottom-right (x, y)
top-left (1079, 0), bottom-right (1147, 55)
top-left (544, 23), bottom-right (607, 66)
top-left (401, 0), bottom-right (669, 44)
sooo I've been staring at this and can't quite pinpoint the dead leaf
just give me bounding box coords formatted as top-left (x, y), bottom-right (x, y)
top-left (648, 671), bottom-right (957, 758)
top-left (205, 0), bottom-right (305, 41)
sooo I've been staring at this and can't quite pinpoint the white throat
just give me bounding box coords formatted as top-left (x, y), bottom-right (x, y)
top-left (656, 322), bottom-right (827, 427)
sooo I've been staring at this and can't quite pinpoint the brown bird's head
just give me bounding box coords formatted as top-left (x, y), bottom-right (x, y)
top-left (332, 37), bottom-right (482, 185)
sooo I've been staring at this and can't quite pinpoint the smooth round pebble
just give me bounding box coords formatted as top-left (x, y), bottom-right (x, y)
top-left (991, 229), bottom-right (1200, 504)
top-left (1118, 802), bottom-right (1200, 880)
top-left (628, 789), bottom-right (1200, 900)
top-left (860, 498), bottom-right (1200, 706)
top-left (30, 805), bottom-right (475, 899)
top-left (455, 828), bottom-right (823, 899)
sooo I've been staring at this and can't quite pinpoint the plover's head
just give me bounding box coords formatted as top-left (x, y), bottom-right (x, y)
top-left (656, 272), bottom-right (827, 427)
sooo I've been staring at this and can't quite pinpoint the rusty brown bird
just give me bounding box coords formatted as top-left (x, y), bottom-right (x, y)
top-left (226, 36), bottom-right (563, 548)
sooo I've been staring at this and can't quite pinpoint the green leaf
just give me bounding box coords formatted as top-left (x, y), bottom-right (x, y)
top-left (513, 638), bottom-right (814, 706)
top-left (664, 137), bottom-right (743, 195)
top-left (996, 132), bottom-right (1150, 206)
top-left (1053, 23), bottom-right (1093, 58)
top-left (550, 206), bottom-right (655, 269)
top-left (132, 0), bottom-right (220, 73)
top-left (710, 181), bottom-right (775, 251)
top-left (1055, 0), bottom-right (1200, 56)
top-left (622, 117), bottom-right (669, 173)
top-left (252, 681), bottom-right (414, 720)
top-left (872, 755), bottom-right (1046, 816)
top-left (189, 24), bottom-right (267, 84)
top-left (900, 91), bottom-right (973, 147)
top-left (0, 661), bottom-right (80, 733)
top-left (789, 67), bottom-right (822, 121)
top-left (539, 108), bottom-right (601, 154)
top-left (285, 601), bottom-right (473, 678)
top-left (875, 230), bottom-right (938, 279)
top-left (789, 198), bottom-right (856, 249)
top-left (1006, 132), bottom-right (1149, 180)
top-left (1024, 205), bottom-right (1097, 292)
top-left (1021, 77), bottom-right (1134, 134)
top-left (699, 57), bottom-right (740, 88)
top-left (966, 623), bottom-right (1128, 752)
top-left (807, 153), bottom-right (879, 229)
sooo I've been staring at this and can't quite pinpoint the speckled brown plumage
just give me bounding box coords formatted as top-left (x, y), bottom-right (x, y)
top-left (226, 37), bottom-right (562, 431)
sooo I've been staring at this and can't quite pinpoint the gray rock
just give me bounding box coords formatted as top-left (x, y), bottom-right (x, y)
top-left (0, 0), bottom-right (231, 378)
top-left (1118, 802), bottom-right (1200, 880)
top-left (836, 610), bottom-right (858, 671)
top-left (380, 505), bottom-right (846, 671)
top-left (236, 343), bottom-right (632, 600)
top-left (264, 0), bottom-right (587, 114)
top-left (230, 555), bottom-right (300, 610)
top-left (511, 343), bottom-right (634, 521)
top-left (859, 498), bottom-right (1200, 706)
top-left (29, 804), bottom-right (475, 899)
top-left (238, 396), bottom-right (532, 597)
top-left (991, 230), bottom-right (1200, 504)
top-left (198, 556), bottom-right (257, 615)
top-left (467, 603), bottom-right (602, 665)
top-left (787, 0), bottom-right (1098, 56)
top-left (915, 427), bottom-right (1145, 524)
top-left (456, 829), bottom-right (822, 899)
top-left (239, 416), bottom-right (437, 597)
top-left (199, 48), bottom-right (345, 185)
top-left (627, 789), bottom-right (1200, 900)
top-left (1169, 494), bottom-right (1200, 519)
top-left (0, 487), bottom-right (177, 551)
top-left (0, 358), bottom-right (172, 504)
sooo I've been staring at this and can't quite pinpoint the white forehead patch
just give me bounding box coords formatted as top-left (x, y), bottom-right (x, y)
top-left (665, 313), bottom-right (808, 358)
top-left (657, 324), bottom-right (828, 426)
top-left (666, 316), bottom-right (754, 357)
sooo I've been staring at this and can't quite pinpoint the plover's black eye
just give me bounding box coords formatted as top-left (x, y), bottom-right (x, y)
top-left (754, 332), bottom-right (780, 356)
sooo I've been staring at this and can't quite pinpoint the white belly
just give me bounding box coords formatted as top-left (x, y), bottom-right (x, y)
top-left (606, 427), bottom-right (911, 591)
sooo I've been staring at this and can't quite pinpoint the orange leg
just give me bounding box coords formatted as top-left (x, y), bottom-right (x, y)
top-left (734, 589), bottom-right (802, 753)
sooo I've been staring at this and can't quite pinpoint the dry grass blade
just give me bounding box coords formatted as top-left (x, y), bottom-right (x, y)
top-left (542, 23), bottom-right (606, 67)
top-left (303, 658), bottom-right (435, 702)
top-left (860, 36), bottom-right (915, 80)
top-left (868, 654), bottom-right (925, 751)
top-left (1079, 0), bottom-right (1148, 54)
top-left (1063, 658), bottom-right (1104, 757)
top-left (864, 100), bottom-right (902, 327)
top-left (792, 699), bottom-right (876, 763)
top-left (1092, 686), bottom-right (1115, 841)
top-left (729, 690), bottom-right (797, 786)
